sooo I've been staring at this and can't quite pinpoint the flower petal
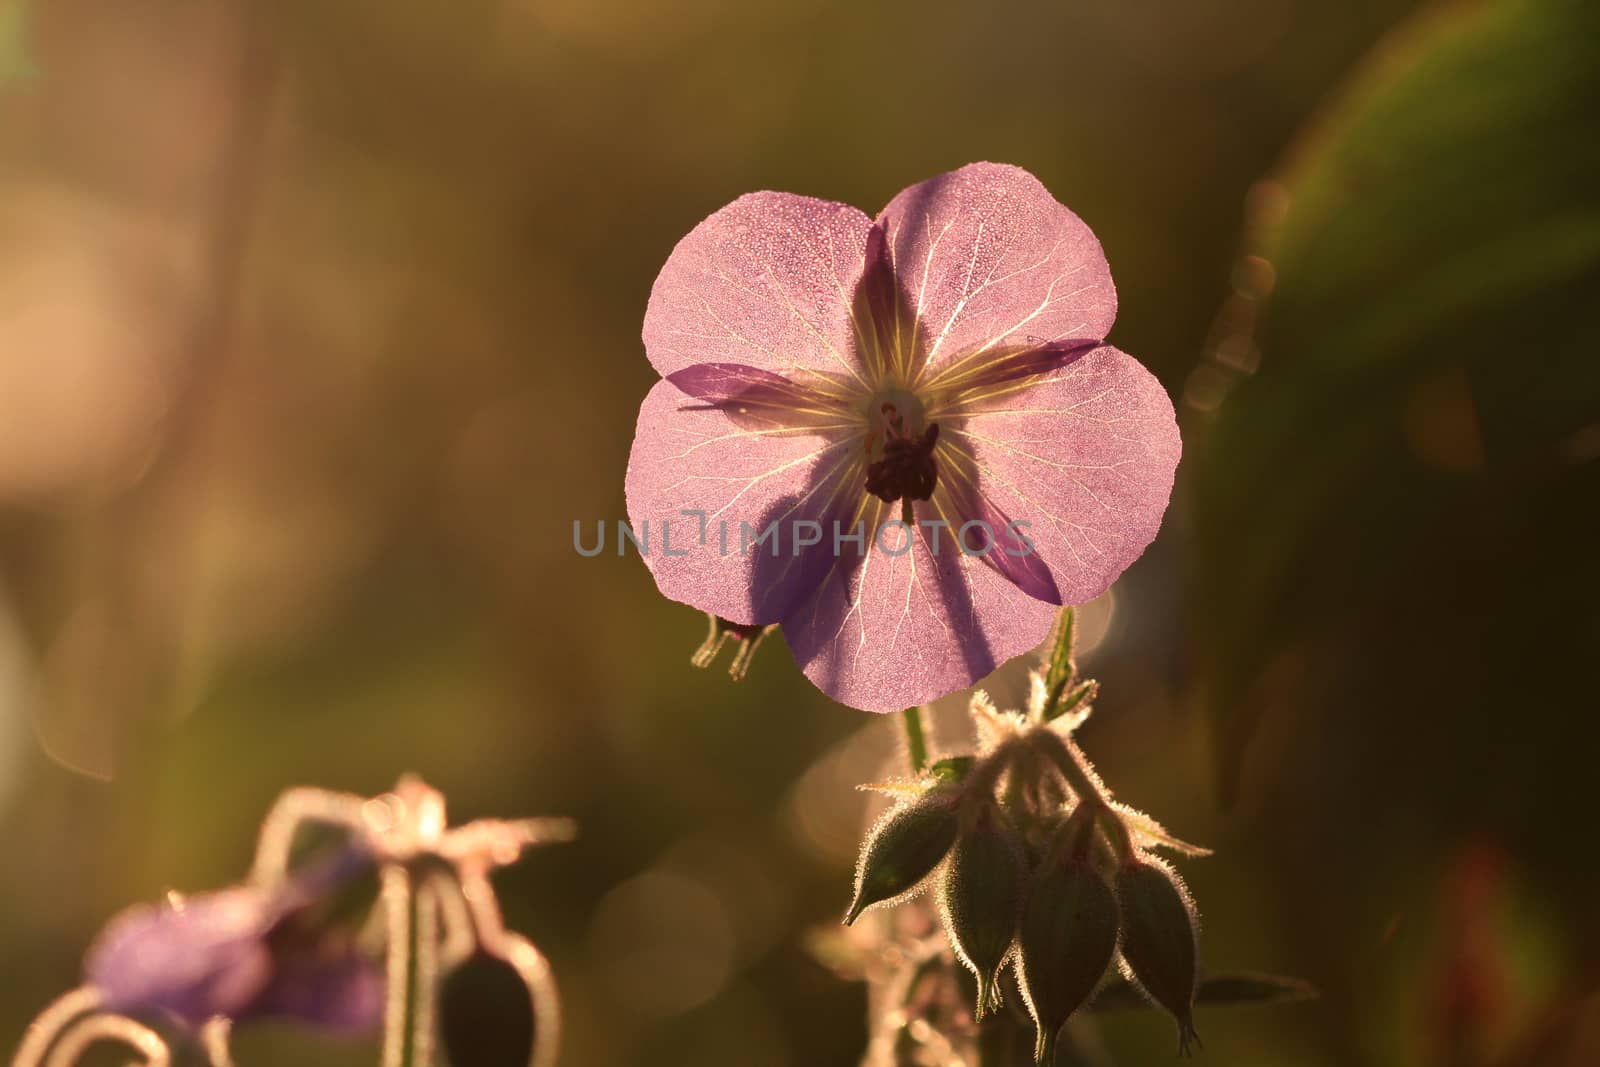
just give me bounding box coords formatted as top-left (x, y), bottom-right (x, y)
top-left (943, 345), bottom-right (1180, 606)
top-left (625, 377), bottom-right (864, 625)
top-left (665, 362), bottom-right (855, 433)
top-left (876, 163), bottom-right (1116, 385)
top-left (929, 457), bottom-right (1060, 604)
top-left (86, 888), bottom-right (276, 1025)
top-left (643, 192), bottom-right (877, 388)
top-left (247, 947), bottom-right (385, 1033)
top-left (782, 498), bottom-right (1058, 712)
top-left (930, 337), bottom-right (1098, 400)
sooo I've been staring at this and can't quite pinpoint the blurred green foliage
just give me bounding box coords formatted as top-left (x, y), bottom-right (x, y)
top-left (1195, 0), bottom-right (1600, 774)
top-left (1191, 0), bottom-right (1600, 1061)
top-left (0, 1), bottom-right (37, 82)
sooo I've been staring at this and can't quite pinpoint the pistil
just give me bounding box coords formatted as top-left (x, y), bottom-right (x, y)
top-left (865, 401), bottom-right (940, 524)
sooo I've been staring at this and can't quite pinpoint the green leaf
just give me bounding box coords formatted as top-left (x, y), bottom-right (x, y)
top-left (1036, 607), bottom-right (1082, 724)
top-left (1090, 971), bottom-right (1317, 1012)
top-left (1043, 679), bottom-right (1096, 725)
top-left (1190, 0), bottom-right (1600, 795)
top-left (1043, 608), bottom-right (1075, 696)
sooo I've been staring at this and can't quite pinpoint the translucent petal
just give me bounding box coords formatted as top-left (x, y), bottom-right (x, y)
top-left (783, 497), bottom-right (1057, 712)
top-left (643, 192), bottom-right (877, 387)
top-left (875, 163), bottom-right (1116, 385)
top-left (625, 378), bottom-right (864, 625)
top-left (943, 345), bottom-right (1180, 606)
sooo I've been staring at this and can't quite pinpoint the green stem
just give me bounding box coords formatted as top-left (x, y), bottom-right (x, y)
top-left (900, 706), bottom-right (928, 774)
top-left (1034, 732), bottom-right (1108, 808)
top-left (382, 867), bottom-right (437, 1067)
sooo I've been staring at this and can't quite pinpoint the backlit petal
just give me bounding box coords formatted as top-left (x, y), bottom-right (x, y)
top-left (625, 378), bottom-right (864, 625)
top-left (927, 338), bottom-right (1097, 401)
top-left (929, 456), bottom-right (1060, 603)
top-left (782, 498), bottom-right (1058, 712)
top-left (665, 362), bottom-right (856, 433)
top-left (643, 192), bottom-right (877, 388)
top-left (943, 345), bottom-right (1180, 606)
top-left (876, 163), bottom-right (1116, 385)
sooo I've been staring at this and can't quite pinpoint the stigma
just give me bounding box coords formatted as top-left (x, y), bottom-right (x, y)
top-left (865, 400), bottom-right (940, 522)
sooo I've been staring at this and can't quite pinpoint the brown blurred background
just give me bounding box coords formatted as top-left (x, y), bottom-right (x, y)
top-left (3, 0), bottom-right (1597, 1064)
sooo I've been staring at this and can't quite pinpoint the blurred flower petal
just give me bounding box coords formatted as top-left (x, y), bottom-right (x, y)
top-left (248, 945), bottom-right (385, 1033)
top-left (87, 888), bottom-right (275, 1026)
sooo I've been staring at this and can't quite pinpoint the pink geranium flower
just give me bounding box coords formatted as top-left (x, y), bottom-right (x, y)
top-left (626, 163), bottom-right (1180, 711)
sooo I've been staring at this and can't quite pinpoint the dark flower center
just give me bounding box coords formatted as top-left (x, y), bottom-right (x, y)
top-left (865, 402), bottom-right (940, 518)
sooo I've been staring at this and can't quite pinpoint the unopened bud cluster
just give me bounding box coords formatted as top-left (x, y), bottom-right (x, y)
top-left (845, 641), bottom-right (1206, 1062)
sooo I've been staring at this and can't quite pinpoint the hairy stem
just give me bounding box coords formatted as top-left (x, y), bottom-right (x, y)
top-left (1033, 732), bottom-right (1108, 809)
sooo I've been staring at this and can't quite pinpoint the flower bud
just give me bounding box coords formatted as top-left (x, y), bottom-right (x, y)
top-left (1115, 856), bottom-right (1200, 1055)
top-left (440, 950), bottom-right (539, 1067)
top-left (938, 801), bottom-right (1025, 1018)
top-left (1016, 818), bottom-right (1120, 1065)
top-left (845, 791), bottom-right (960, 925)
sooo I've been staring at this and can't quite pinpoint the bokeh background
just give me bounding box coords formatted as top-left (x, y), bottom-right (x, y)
top-left (2, 0), bottom-right (1597, 1064)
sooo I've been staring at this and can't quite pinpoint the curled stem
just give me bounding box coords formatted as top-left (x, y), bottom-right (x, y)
top-left (199, 1018), bottom-right (236, 1067)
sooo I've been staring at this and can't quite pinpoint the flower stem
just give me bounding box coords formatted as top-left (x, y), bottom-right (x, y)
top-left (382, 867), bottom-right (438, 1067)
top-left (1031, 731), bottom-right (1109, 809)
top-left (900, 706), bottom-right (928, 774)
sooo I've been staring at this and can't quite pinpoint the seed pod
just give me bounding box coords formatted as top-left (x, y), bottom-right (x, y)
top-left (938, 802), bottom-right (1025, 1018)
top-left (845, 791), bottom-right (960, 924)
top-left (1016, 824), bottom-right (1120, 1065)
top-left (1115, 856), bottom-right (1201, 1055)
